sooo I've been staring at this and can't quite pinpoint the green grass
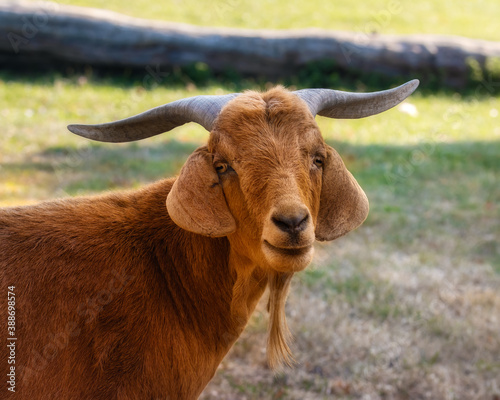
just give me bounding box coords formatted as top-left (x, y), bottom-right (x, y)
top-left (56, 0), bottom-right (500, 41)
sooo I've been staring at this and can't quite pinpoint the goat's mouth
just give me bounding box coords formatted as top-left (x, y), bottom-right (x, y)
top-left (263, 240), bottom-right (313, 257)
top-left (262, 240), bottom-right (314, 272)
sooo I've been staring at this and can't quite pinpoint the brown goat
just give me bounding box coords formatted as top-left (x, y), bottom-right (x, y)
top-left (0, 82), bottom-right (418, 399)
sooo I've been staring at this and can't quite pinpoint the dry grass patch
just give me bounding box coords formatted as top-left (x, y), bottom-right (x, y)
top-left (202, 230), bottom-right (500, 399)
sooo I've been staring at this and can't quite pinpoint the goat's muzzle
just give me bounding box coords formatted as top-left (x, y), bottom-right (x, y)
top-left (261, 203), bottom-right (315, 272)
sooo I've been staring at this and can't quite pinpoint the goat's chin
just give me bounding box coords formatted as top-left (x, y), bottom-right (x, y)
top-left (262, 241), bottom-right (314, 272)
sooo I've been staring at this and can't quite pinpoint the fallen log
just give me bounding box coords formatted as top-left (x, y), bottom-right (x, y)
top-left (1, 1), bottom-right (499, 87)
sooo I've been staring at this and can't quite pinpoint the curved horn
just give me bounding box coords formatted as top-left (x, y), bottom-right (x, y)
top-left (294, 79), bottom-right (419, 119)
top-left (67, 94), bottom-right (239, 143)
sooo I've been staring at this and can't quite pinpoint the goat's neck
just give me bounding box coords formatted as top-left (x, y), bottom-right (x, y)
top-left (155, 225), bottom-right (268, 350)
top-left (228, 248), bottom-right (268, 329)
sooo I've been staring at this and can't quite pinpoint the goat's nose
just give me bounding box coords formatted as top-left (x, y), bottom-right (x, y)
top-left (272, 208), bottom-right (310, 234)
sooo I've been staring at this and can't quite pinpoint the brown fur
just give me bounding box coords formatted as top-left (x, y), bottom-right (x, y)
top-left (0, 87), bottom-right (368, 399)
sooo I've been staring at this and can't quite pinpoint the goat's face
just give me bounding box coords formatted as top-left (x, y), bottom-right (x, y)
top-left (208, 88), bottom-right (323, 272)
top-left (167, 87), bottom-right (368, 273)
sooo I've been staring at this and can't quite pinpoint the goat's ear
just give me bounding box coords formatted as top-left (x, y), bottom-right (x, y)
top-left (166, 146), bottom-right (236, 237)
top-left (315, 145), bottom-right (369, 241)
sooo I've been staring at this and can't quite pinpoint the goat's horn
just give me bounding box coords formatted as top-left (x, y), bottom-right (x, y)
top-left (67, 94), bottom-right (239, 143)
top-left (294, 79), bottom-right (419, 119)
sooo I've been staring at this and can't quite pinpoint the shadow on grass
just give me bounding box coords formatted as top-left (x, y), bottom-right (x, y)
top-left (0, 139), bottom-right (198, 198)
top-left (1, 138), bottom-right (498, 200)
top-left (2, 64), bottom-right (498, 97)
top-left (330, 139), bottom-right (499, 191)
top-left (329, 139), bottom-right (500, 273)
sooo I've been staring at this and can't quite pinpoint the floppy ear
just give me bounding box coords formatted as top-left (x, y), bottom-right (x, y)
top-left (315, 145), bottom-right (369, 241)
top-left (166, 146), bottom-right (236, 237)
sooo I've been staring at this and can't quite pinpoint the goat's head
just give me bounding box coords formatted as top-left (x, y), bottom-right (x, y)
top-left (68, 81), bottom-right (418, 275)
top-left (185, 87), bottom-right (369, 274)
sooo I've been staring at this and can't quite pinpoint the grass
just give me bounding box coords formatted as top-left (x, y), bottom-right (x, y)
top-left (54, 0), bottom-right (500, 41)
top-left (1, 70), bottom-right (499, 398)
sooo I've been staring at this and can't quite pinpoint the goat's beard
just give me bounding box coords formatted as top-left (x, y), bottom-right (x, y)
top-left (266, 271), bottom-right (295, 370)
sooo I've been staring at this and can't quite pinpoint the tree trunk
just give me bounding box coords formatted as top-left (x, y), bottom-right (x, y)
top-left (1, 1), bottom-right (499, 87)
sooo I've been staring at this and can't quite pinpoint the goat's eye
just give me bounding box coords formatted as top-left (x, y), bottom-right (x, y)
top-left (215, 163), bottom-right (228, 174)
top-left (313, 157), bottom-right (324, 168)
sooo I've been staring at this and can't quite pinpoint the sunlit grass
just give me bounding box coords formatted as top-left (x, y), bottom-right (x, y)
top-left (54, 0), bottom-right (500, 41)
top-left (2, 76), bottom-right (499, 150)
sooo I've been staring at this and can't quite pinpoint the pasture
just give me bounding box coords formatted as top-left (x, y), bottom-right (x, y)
top-left (1, 0), bottom-right (499, 398)
top-left (57, 0), bottom-right (499, 41)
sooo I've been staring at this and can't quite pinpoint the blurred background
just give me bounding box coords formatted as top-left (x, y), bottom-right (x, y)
top-left (0, 0), bottom-right (498, 399)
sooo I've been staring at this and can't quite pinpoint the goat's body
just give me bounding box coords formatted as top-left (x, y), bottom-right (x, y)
top-left (0, 179), bottom-right (264, 399)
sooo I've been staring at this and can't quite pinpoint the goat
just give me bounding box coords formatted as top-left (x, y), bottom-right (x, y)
top-left (0, 80), bottom-right (418, 399)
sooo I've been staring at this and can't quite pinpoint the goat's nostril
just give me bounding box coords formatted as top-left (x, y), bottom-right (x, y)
top-left (272, 211), bottom-right (309, 234)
